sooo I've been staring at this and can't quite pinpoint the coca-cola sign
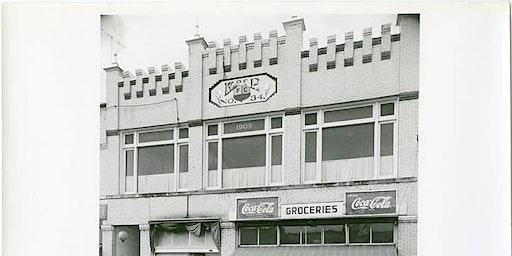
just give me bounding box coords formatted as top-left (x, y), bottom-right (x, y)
top-left (345, 191), bottom-right (396, 215)
top-left (237, 197), bottom-right (278, 219)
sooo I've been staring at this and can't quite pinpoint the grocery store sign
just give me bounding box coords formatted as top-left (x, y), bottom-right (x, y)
top-left (345, 190), bottom-right (396, 215)
top-left (209, 73), bottom-right (277, 107)
top-left (281, 202), bottom-right (344, 219)
top-left (237, 197), bottom-right (278, 219)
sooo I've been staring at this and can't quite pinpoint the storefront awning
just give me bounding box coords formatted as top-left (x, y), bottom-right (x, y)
top-left (231, 245), bottom-right (397, 256)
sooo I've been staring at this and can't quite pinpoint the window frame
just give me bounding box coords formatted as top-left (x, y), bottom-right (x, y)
top-left (205, 114), bottom-right (284, 189)
top-left (301, 101), bottom-right (398, 184)
top-left (121, 126), bottom-right (190, 194)
top-left (238, 222), bottom-right (395, 247)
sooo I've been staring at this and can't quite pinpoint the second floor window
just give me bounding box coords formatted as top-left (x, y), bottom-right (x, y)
top-left (123, 127), bottom-right (189, 193)
top-left (206, 116), bottom-right (283, 189)
top-left (303, 102), bottom-right (397, 183)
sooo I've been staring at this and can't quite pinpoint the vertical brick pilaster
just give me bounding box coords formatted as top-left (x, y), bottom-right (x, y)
top-left (283, 113), bottom-right (301, 185)
top-left (207, 41), bottom-right (217, 75)
top-left (174, 62), bottom-right (184, 92)
top-left (326, 35), bottom-right (336, 69)
top-left (344, 31), bottom-right (354, 66)
top-left (268, 30), bottom-right (278, 65)
top-left (381, 23), bottom-right (391, 60)
top-left (362, 27), bottom-right (372, 63)
top-left (223, 39), bottom-right (231, 72)
top-left (139, 224), bottom-right (151, 256)
top-left (282, 18), bottom-right (305, 108)
top-left (121, 71), bottom-right (133, 100)
top-left (308, 38), bottom-right (318, 72)
top-left (186, 37), bottom-right (207, 120)
top-left (159, 64), bottom-right (172, 96)
top-left (101, 225), bottom-right (114, 256)
top-left (188, 125), bottom-right (203, 190)
top-left (253, 32), bottom-right (262, 68)
top-left (397, 14), bottom-right (420, 92)
top-left (238, 35), bottom-right (247, 70)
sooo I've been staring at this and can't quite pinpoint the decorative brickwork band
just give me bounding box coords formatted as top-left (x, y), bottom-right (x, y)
top-left (239, 63), bottom-right (247, 70)
top-left (106, 129), bottom-right (119, 136)
top-left (188, 119), bottom-right (203, 127)
top-left (269, 57), bottom-right (278, 65)
top-left (399, 91), bottom-right (419, 101)
top-left (284, 107), bottom-right (301, 116)
top-left (381, 51), bottom-right (391, 60)
top-left (309, 63), bottom-right (318, 72)
top-left (363, 54), bottom-right (372, 64)
top-left (175, 85), bottom-right (183, 93)
top-left (326, 61), bottom-right (336, 70)
top-left (344, 57), bottom-right (354, 67)
top-left (253, 60), bottom-right (262, 68)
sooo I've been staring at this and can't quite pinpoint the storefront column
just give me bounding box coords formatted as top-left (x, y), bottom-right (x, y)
top-left (101, 225), bottom-right (113, 256)
top-left (220, 222), bottom-right (236, 256)
top-left (139, 224), bottom-right (151, 256)
top-left (283, 112), bottom-right (301, 184)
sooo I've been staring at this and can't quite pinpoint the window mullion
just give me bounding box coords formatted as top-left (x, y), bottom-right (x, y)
top-left (374, 103), bottom-right (380, 179)
top-left (133, 134), bottom-right (139, 193)
top-left (316, 111), bottom-right (323, 182)
top-left (218, 123), bottom-right (223, 188)
top-left (265, 117), bottom-right (271, 186)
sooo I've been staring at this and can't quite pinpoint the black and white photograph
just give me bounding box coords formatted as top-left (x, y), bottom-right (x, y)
top-left (99, 13), bottom-right (418, 256)
top-left (3, 2), bottom-right (510, 256)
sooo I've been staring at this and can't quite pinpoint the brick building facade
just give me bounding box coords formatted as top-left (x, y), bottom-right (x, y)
top-left (100, 14), bottom-right (419, 256)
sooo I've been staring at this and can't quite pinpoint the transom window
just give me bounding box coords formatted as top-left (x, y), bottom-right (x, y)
top-left (206, 116), bottom-right (283, 188)
top-left (303, 102), bottom-right (397, 183)
top-left (123, 128), bottom-right (189, 193)
top-left (239, 222), bottom-right (394, 246)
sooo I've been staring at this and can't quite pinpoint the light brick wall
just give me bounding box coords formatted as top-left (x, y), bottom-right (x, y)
top-left (398, 99), bottom-right (418, 178)
top-left (397, 220), bottom-right (417, 256)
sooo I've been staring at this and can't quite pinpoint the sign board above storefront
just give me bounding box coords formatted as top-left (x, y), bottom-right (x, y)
top-left (209, 73), bottom-right (277, 107)
top-left (345, 190), bottom-right (396, 215)
top-left (237, 197), bottom-right (278, 219)
top-left (281, 201), bottom-right (344, 219)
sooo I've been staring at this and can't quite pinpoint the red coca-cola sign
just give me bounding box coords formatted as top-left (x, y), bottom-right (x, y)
top-left (237, 197), bottom-right (278, 219)
top-left (345, 191), bottom-right (396, 215)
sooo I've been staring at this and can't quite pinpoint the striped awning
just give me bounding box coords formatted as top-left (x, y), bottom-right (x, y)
top-left (230, 245), bottom-right (397, 256)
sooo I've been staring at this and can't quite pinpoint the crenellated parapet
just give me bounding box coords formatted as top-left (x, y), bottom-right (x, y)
top-left (202, 29), bottom-right (286, 75)
top-left (302, 23), bottom-right (397, 71)
top-left (117, 62), bottom-right (189, 102)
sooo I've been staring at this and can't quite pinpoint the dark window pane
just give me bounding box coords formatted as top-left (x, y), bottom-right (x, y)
top-left (125, 134), bottom-right (134, 144)
top-left (372, 223), bottom-right (393, 243)
top-left (240, 227), bottom-right (258, 245)
top-left (348, 224), bottom-right (370, 243)
top-left (208, 142), bottom-right (218, 170)
top-left (280, 226), bottom-right (301, 244)
top-left (139, 130), bottom-right (173, 143)
top-left (271, 135), bottom-right (282, 165)
top-left (125, 150), bottom-right (134, 176)
top-left (222, 135), bottom-right (265, 169)
top-left (324, 106), bottom-right (373, 123)
top-left (380, 103), bottom-right (394, 116)
top-left (305, 226), bottom-right (322, 244)
top-left (179, 145), bottom-right (188, 173)
top-left (224, 119), bottom-right (264, 134)
top-left (322, 123), bottom-right (374, 160)
top-left (324, 225), bottom-right (345, 244)
top-left (179, 128), bottom-right (188, 139)
top-left (305, 132), bottom-right (317, 163)
top-left (208, 125), bottom-right (218, 136)
top-left (259, 226), bottom-right (277, 245)
top-left (305, 113), bottom-right (317, 125)
top-left (271, 117), bottom-right (282, 129)
top-left (138, 145), bottom-right (174, 175)
top-left (381, 123), bottom-right (394, 156)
